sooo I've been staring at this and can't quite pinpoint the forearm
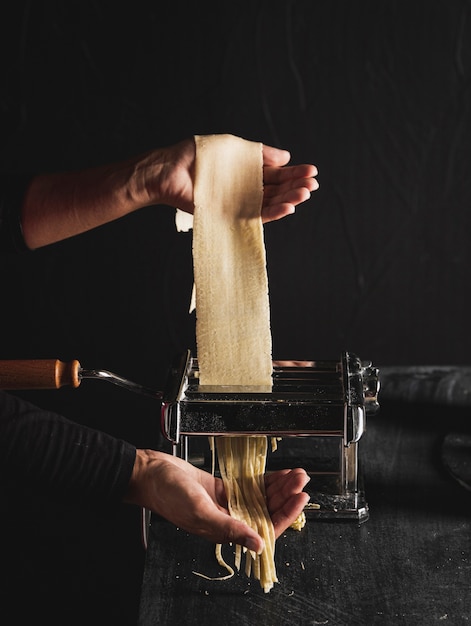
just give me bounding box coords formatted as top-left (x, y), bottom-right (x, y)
top-left (124, 448), bottom-right (156, 506)
top-left (20, 153), bottom-right (160, 249)
top-left (0, 390), bottom-right (136, 504)
top-left (16, 136), bottom-right (317, 249)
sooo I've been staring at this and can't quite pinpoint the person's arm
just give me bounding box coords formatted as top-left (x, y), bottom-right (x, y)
top-left (0, 388), bottom-right (310, 549)
top-left (20, 137), bottom-right (318, 249)
top-left (2, 134), bottom-right (315, 546)
top-left (0, 391), bottom-right (136, 505)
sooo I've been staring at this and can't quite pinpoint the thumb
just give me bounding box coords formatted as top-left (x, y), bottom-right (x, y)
top-left (227, 517), bottom-right (265, 555)
top-left (212, 512), bottom-right (264, 554)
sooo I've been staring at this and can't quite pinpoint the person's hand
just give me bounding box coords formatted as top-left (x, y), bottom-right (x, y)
top-left (125, 449), bottom-right (310, 553)
top-left (261, 144), bottom-right (318, 222)
top-left (139, 136), bottom-right (319, 223)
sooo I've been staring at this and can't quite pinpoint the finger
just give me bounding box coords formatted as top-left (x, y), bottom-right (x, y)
top-left (225, 518), bottom-right (265, 554)
top-left (181, 506), bottom-right (265, 554)
top-left (263, 173), bottom-right (319, 200)
top-left (261, 188), bottom-right (312, 222)
top-left (265, 186), bottom-right (312, 209)
top-left (262, 145), bottom-right (291, 167)
top-left (265, 468), bottom-right (311, 513)
top-left (271, 492), bottom-right (311, 539)
top-left (264, 163), bottom-right (318, 185)
top-left (261, 203), bottom-right (296, 223)
top-left (265, 467), bottom-right (310, 493)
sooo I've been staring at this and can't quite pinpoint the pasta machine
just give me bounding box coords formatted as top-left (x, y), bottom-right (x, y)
top-left (4, 353), bottom-right (471, 525)
top-left (0, 350), bottom-right (380, 523)
top-left (161, 350), bottom-right (380, 523)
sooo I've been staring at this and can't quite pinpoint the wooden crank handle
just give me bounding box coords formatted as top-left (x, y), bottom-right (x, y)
top-left (0, 359), bottom-right (81, 390)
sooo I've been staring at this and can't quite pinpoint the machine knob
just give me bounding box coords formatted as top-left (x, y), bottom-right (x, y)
top-left (361, 361), bottom-right (380, 414)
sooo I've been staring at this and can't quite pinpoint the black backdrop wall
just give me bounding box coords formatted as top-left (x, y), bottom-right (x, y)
top-left (1, 1), bottom-right (470, 623)
top-left (2, 1), bottom-right (471, 371)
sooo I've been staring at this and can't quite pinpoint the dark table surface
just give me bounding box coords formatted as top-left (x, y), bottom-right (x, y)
top-left (138, 401), bottom-right (471, 625)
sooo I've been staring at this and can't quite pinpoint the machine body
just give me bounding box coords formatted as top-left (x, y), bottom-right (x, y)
top-left (161, 351), bottom-right (379, 522)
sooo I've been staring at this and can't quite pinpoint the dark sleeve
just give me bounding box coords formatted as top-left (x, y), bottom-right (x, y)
top-left (0, 174), bottom-right (33, 254)
top-left (0, 390), bottom-right (136, 506)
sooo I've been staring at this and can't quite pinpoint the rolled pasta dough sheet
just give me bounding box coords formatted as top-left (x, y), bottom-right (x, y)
top-left (192, 134), bottom-right (272, 387)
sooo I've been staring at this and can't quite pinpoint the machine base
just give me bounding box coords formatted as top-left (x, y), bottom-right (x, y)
top-left (303, 475), bottom-right (369, 523)
top-left (179, 436), bottom-right (370, 524)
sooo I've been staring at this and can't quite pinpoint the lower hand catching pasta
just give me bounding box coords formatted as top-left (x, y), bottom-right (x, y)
top-left (125, 449), bottom-right (310, 554)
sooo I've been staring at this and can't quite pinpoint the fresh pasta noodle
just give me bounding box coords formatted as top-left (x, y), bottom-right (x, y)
top-left (192, 134), bottom-right (277, 592)
top-left (215, 435), bottom-right (277, 592)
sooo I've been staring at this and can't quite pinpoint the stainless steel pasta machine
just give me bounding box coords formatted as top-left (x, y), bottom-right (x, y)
top-left (0, 350), bottom-right (380, 522)
top-left (3, 352), bottom-right (470, 525)
top-left (161, 350), bottom-right (380, 523)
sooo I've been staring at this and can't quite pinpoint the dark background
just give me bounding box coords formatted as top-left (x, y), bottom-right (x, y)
top-left (0, 1), bottom-right (470, 624)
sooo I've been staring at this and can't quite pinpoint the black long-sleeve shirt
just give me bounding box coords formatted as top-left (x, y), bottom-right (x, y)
top-left (0, 174), bottom-right (136, 505)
